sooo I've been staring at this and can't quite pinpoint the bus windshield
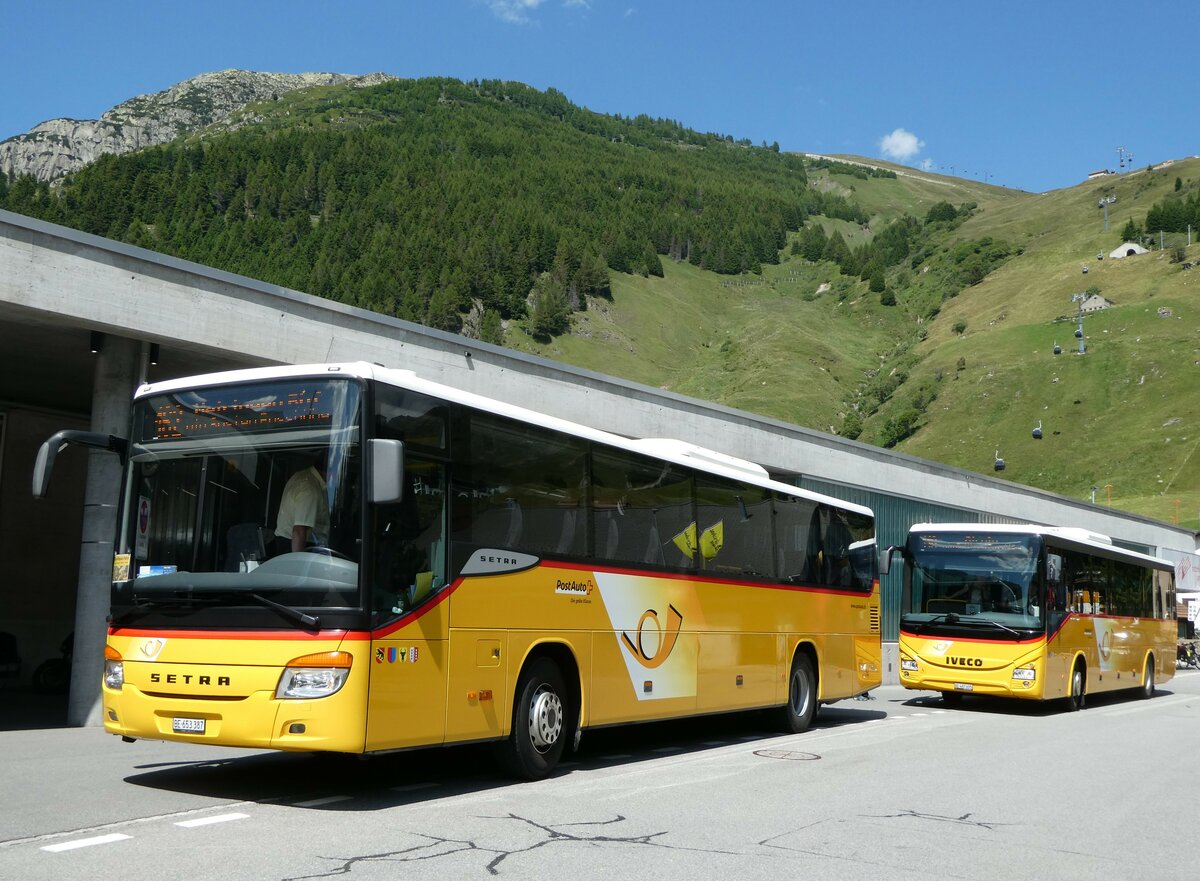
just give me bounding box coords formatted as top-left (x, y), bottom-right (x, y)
top-left (114, 378), bottom-right (363, 622)
top-left (902, 531), bottom-right (1043, 635)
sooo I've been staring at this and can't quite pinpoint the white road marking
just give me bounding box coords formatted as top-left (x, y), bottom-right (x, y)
top-left (6, 801), bottom-right (258, 851)
top-left (41, 834), bottom-right (131, 853)
top-left (174, 812), bottom-right (249, 828)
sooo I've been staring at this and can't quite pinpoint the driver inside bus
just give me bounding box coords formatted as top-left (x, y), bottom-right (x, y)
top-left (274, 453), bottom-right (330, 554)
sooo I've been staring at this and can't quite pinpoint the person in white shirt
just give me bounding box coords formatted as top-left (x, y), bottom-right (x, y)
top-left (274, 456), bottom-right (329, 553)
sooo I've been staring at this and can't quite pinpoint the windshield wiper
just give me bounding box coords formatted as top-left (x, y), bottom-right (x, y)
top-left (962, 616), bottom-right (1022, 637)
top-left (249, 593), bottom-right (321, 630)
top-left (111, 592), bottom-right (321, 630)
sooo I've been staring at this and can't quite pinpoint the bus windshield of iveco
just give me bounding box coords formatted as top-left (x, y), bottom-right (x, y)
top-left (901, 531), bottom-right (1043, 636)
top-left (114, 377), bottom-right (364, 629)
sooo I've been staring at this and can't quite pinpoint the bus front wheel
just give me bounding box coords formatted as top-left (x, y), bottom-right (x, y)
top-left (1067, 663), bottom-right (1086, 711)
top-left (776, 653), bottom-right (817, 734)
top-left (1140, 657), bottom-right (1155, 700)
top-left (499, 657), bottom-right (567, 780)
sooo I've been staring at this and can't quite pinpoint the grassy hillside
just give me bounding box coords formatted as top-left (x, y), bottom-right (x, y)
top-left (517, 157), bottom-right (1200, 530)
top-left (897, 158), bottom-right (1200, 528)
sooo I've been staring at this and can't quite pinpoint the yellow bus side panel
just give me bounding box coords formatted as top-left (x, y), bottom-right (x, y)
top-left (445, 629), bottom-right (508, 742)
top-left (366, 599), bottom-right (450, 752)
top-left (696, 632), bottom-right (779, 713)
top-left (449, 565), bottom-right (880, 729)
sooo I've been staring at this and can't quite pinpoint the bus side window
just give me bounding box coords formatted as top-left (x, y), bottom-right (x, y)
top-left (448, 410), bottom-right (590, 570)
top-left (772, 494), bottom-right (817, 583)
top-left (817, 507), bottom-right (854, 588)
top-left (591, 448), bottom-right (694, 571)
top-left (372, 461), bottom-right (446, 625)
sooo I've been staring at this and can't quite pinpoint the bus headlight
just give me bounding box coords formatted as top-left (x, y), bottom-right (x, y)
top-left (900, 658), bottom-right (919, 672)
top-left (276, 651), bottom-right (352, 699)
top-left (1012, 667), bottom-right (1037, 681)
top-left (104, 645), bottom-right (124, 690)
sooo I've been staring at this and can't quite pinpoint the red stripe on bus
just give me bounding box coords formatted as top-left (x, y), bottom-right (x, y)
top-left (109, 627), bottom-right (371, 640)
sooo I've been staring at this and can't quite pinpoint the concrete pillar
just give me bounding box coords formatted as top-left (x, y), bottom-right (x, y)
top-left (69, 334), bottom-right (141, 727)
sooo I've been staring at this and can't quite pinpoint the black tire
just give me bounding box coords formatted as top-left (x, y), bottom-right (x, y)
top-left (499, 657), bottom-right (568, 780)
top-left (775, 653), bottom-right (818, 734)
top-left (1066, 663), bottom-right (1086, 711)
top-left (1140, 657), bottom-right (1155, 700)
top-left (941, 690), bottom-right (963, 706)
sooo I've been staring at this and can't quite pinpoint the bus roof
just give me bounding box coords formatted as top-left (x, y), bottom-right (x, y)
top-left (136, 361), bottom-right (874, 520)
top-left (907, 522), bottom-right (1174, 569)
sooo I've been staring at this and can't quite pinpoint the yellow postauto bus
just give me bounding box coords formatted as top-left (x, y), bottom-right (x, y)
top-left (892, 523), bottom-right (1176, 709)
top-left (37, 362), bottom-right (880, 778)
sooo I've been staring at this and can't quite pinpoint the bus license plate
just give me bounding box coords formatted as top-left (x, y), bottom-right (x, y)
top-left (953, 683), bottom-right (973, 692)
top-left (172, 717), bottom-right (206, 734)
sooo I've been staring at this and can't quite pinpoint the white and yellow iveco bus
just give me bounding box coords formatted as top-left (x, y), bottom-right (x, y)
top-left (36, 362), bottom-right (880, 778)
top-left (892, 523), bottom-right (1176, 709)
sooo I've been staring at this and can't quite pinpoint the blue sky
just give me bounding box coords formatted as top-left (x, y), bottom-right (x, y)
top-left (2, 1), bottom-right (1193, 193)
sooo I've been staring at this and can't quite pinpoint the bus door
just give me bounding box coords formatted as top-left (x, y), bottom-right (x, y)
top-left (365, 459), bottom-right (450, 751)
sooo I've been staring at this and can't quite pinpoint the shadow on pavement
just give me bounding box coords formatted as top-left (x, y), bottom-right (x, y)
top-left (899, 686), bottom-right (1176, 717)
top-left (120, 701), bottom-right (888, 809)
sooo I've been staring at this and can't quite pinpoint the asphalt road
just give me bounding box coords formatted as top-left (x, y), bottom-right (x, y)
top-left (4, 672), bottom-right (1199, 881)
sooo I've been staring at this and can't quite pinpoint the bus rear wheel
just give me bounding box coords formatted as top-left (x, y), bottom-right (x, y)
top-left (1140, 657), bottom-right (1155, 700)
top-left (499, 657), bottom-right (567, 780)
top-left (776, 653), bottom-right (817, 734)
top-left (1066, 663), bottom-right (1086, 711)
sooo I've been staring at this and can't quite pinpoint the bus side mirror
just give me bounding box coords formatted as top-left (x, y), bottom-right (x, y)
top-left (370, 439), bottom-right (405, 504)
top-left (879, 545), bottom-right (901, 576)
top-left (1046, 553), bottom-right (1062, 584)
top-left (32, 430), bottom-right (128, 499)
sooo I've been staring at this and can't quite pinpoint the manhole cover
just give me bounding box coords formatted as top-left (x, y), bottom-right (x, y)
top-left (753, 749), bottom-right (821, 761)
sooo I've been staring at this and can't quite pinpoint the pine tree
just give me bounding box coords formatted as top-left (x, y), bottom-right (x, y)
top-left (528, 272), bottom-right (571, 338)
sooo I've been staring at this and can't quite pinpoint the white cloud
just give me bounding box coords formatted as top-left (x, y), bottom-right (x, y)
top-left (487, 0), bottom-right (588, 23)
top-left (488, 0), bottom-right (548, 24)
top-left (879, 128), bottom-right (925, 162)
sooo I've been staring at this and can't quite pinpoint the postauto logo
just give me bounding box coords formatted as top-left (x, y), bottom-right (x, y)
top-left (621, 604), bottom-right (684, 670)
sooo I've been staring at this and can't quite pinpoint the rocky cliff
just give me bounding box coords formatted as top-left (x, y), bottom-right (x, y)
top-left (0, 69), bottom-right (395, 182)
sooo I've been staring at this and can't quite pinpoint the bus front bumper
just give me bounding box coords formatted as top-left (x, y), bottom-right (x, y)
top-left (102, 682), bottom-right (367, 752)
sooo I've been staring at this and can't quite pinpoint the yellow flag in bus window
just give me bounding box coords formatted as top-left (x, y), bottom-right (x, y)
top-left (673, 522), bottom-right (697, 558)
top-left (700, 520), bottom-right (724, 560)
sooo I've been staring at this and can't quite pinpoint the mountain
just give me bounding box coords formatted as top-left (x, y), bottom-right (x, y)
top-left (1, 72), bottom-right (1196, 529)
top-left (0, 69), bottom-right (394, 182)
